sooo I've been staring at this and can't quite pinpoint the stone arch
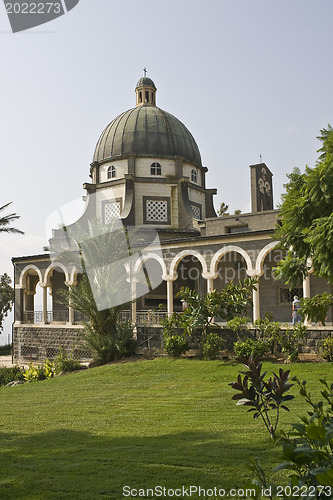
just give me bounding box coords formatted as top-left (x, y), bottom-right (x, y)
top-left (69, 266), bottom-right (81, 285)
top-left (133, 253), bottom-right (168, 312)
top-left (44, 262), bottom-right (71, 285)
top-left (19, 265), bottom-right (43, 289)
top-left (255, 241), bottom-right (280, 274)
top-left (169, 249), bottom-right (208, 277)
top-left (133, 252), bottom-right (167, 277)
top-left (210, 245), bottom-right (253, 275)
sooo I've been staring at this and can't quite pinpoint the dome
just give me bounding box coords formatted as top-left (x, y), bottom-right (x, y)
top-left (93, 78), bottom-right (202, 167)
top-left (93, 106), bottom-right (202, 167)
top-left (135, 77), bottom-right (156, 90)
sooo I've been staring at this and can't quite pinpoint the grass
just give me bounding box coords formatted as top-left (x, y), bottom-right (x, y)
top-left (0, 358), bottom-right (332, 499)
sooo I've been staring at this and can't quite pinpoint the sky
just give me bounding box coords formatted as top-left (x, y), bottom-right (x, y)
top-left (1, 0), bottom-right (333, 342)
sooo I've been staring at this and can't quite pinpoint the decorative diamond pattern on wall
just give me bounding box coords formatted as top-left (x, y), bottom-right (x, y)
top-left (146, 200), bottom-right (168, 222)
top-left (104, 201), bottom-right (121, 223)
top-left (191, 204), bottom-right (201, 219)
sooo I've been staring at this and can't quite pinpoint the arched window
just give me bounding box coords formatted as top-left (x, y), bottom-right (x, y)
top-left (107, 165), bottom-right (116, 179)
top-left (191, 169), bottom-right (197, 183)
top-left (151, 162), bottom-right (162, 175)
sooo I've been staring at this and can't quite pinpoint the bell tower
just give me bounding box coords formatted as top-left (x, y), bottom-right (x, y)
top-left (250, 163), bottom-right (274, 212)
top-left (135, 72), bottom-right (157, 106)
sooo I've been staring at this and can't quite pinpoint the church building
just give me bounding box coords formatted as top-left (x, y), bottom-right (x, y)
top-left (11, 76), bottom-right (332, 363)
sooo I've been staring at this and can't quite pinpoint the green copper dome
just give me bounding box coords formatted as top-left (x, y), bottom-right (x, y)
top-left (135, 77), bottom-right (156, 89)
top-left (93, 78), bottom-right (202, 167)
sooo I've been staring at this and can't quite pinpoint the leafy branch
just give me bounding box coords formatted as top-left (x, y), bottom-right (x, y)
top-left (229, 356), bottom-right (294, 439)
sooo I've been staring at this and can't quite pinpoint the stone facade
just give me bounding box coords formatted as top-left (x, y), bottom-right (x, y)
top-left (13, 325), bottom-right (91, 364)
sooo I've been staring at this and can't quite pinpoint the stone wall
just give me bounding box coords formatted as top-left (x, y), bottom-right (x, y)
top-left (13, 324), bottom-right (333, 364)
top-left (137, 325), bottom-right (333, 355)
top-left (13, 325), bottom-right (91, 364)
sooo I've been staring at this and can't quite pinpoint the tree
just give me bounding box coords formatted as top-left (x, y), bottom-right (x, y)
top-left (275, 125), bottom-right (333, 285)
top-left (0, 202), bottom-right (24, 234)
top-left (217, 202), bottom-right (242, 217)
top-left (217, 202), bottom-right (230, 217)
top-left (177, 278), bottom-right (257, 338)
top-left (53, 220), bottom-right (146, 364)
top-left (0, 273), bottom-right (13, 332)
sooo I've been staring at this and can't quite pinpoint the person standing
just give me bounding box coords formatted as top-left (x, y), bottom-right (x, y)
top-left (292, 295), bottom-right (301, 324)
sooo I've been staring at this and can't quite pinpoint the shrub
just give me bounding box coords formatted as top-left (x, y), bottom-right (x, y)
top-left (23, 360), bottom-right (55, 382)
top-left (0, 344), bottom-right (12, 356)
top-left (227, 316), bottom-right (250, 340)
top-left (233, 338), bottom-right (270, 359)
top-left (54, 349), bottom-right (82, 374)
top-left (202, 332), bottom-right (225, 360)
top-left (160, 312), bottom-right (186, 337)
top-left (277, 323), bottom-right (307, 362)
top-left (84, 320), bottom-right (136, 365)
top-left (229, 355), bottom-right (294, 439)
top-left (23, 363), bottom-right (47, 382)
top-left (0, 365), bottom-right (24, 386)
top-left (164, 335), bottom-right (189, 358)
top-left (299, 292), bottom-right (333, 325)
top-left (321, 337), bottom-right (333, 361)
top-left (253, 314), bottom-right (281, 353)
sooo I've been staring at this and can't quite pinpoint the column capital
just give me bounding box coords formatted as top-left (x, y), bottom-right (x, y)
top-left (163, 273), bottom-right (178, 282)
top-left (65, 280), bottom-right (77, 287)
top-left (39, 282), bottom-right (51, 288)
top-left (247, 269), bottom-right (264, 277)
top-left (202, 272), bottom-right (218, 280)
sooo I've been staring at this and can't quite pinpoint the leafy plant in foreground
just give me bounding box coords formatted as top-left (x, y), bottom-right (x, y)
top-left (229, 356), bottom-right (294, 439)
top-left (248, 378), bottom-right (333, 499)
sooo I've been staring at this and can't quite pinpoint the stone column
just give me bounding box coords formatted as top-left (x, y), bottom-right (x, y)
top-left (39, 283), bottom-right (48, 324)
top-left (68, 306), bottom-right (74, 325)
top-left (303, 274), bottom-right (311, 326)
top-left (65, 280), bottom-right (75, 326)
top-left (247, 270), bottom-right (264, 322)
top-left (131, 278), bottom-right (138, 324)
top-left (202, 272), bottom-right (218, 294)
top-left (253, 284), bottom-right (260, 322)
top-left (303, 274), bottom-right (311, 299)
top-left (163, 274), bottom-right (177, 315)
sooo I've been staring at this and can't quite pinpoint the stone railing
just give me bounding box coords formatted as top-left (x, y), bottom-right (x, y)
top-left (22, 309), bottom-right (168, 327)
top-left (23, 310), bottom-right (69, 324)
top-left (136, 310), bottom-right (168, 326)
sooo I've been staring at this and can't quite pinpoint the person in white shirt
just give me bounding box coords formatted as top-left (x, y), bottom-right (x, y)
top-left (292, 295), bottom-right (301, 324)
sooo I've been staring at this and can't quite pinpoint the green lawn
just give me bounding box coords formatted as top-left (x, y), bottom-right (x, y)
top-left (0, 358), bottom-right (331, 499)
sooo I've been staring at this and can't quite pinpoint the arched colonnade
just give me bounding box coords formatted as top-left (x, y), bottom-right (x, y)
top-left (16, 242), bottom-right (312, 325)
